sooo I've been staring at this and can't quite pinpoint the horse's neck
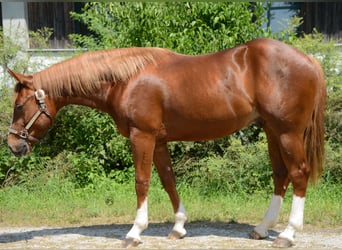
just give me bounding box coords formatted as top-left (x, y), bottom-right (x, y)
top-left (56, 96), bottom-right (96, 108)
top-left (53, 83), bottom-right (117, 114)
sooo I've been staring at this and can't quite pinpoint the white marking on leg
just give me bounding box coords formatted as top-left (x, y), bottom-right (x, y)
top-left (254, 194), bottom-right (283, 238)
top-left (126, 198), bottom-right (148, 241)
top-left (172, 202), bottom-right (187, 236)
top-left (279, 195), bottom-right (305, 243)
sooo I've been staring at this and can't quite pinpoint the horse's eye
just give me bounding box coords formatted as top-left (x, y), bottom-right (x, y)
top-left (15, 105), bottom-right (24, 111)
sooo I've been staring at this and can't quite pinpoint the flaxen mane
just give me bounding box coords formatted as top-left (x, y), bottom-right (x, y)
top-left (33, 47), bottom-right (170, 97)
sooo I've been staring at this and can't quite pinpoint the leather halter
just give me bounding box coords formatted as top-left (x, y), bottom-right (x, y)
top-left (8, 89), bottom-right (54, 143)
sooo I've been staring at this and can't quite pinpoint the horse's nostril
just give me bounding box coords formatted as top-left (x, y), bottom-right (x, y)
top-left (8, 140), bottom-right (29, 157)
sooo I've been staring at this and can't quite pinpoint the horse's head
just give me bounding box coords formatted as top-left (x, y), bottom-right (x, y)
top-left (7, 69), bottom-right (55, 157)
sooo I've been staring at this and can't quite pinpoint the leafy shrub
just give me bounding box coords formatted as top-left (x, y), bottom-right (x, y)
top-left (0, 147), bottom-right (50, 187)
top-left (325, 90), bottom-right (342, 147)
top-left (293, 30), bottom-right (341, 83)
top-left (323, 142), bottom-right (342, 184)
top-left (0, 85), bottom-right (13, 142)
top-left (45, 106), bottom-right (133, 170)
top-left (173, 134), bottom-right (273, 196)
top-left (70, 2), bottom-right (267, 53)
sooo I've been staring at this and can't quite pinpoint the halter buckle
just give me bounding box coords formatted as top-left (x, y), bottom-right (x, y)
top-left (35, 89), bottom-right (47, 109)
top-left (18, 129), bottom-right (29, 139)
top-left (34, 89), bottom-right (46, 101)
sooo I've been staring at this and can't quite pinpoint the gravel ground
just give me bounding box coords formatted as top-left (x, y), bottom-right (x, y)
top-left (1, 222), bottom-right (341, 249)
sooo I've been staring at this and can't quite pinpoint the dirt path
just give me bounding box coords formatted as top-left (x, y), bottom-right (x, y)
top-left (1, 222), bottom-right (341, 249)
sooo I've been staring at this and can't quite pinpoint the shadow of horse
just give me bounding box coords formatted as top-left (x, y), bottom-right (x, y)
top-left (0, 221), bottom-right (280, 243)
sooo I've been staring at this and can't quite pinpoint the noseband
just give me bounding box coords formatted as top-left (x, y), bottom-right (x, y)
top-left (8, 89), bottom-right (54, 143)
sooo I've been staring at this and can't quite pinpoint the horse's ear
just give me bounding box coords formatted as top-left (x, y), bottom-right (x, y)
top-left (7, 69), bottom-right (34, 89)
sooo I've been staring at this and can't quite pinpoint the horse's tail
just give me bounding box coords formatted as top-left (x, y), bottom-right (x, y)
top-left (304, 57), bottom-right (326, 184)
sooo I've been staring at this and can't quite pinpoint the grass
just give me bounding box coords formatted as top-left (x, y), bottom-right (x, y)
top-left (0, 175), bottom-right (341, 228)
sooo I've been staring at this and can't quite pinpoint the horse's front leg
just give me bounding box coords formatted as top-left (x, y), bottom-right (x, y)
top-left (122, 128), bottom-right (156, 248)
top-left (153, 141), bottom-right (187, 239)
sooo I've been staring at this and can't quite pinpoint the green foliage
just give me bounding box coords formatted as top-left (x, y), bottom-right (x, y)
top-left (47, 106), bottom-right (133, 169)
top-left (323, 142), bottom-right (342, 184)
top-left (29, 27), bottom-right (53, 49)
top-left (293, 29), bottom-right (341, 84)
top-left (173, 135), bottom-right (273, 196)
top-left (0, 85), bottom-right (13, 142)
top-left (0, 26), bottom-right (27, 72)
top-left (0, 27), bottom-right (52, 73)
top-left (271, 16), bottom-right (303, 44)
top-left (70, 2), bottom-right (267, 53)
top-left (325, 90), bottom-right (342, 147)
top-left (0, 145), bottom-right (50, 187)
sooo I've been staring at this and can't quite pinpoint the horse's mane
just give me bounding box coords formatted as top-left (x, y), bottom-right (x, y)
top-left (33, 47), bottom-right (171, 97)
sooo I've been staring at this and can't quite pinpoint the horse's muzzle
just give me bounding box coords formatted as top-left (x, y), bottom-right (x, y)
top-left (8, 139), bottom-right (30, 157)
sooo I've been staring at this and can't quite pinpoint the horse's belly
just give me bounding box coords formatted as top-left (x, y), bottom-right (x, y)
top-left (164, 108), bottom-right (257, 141)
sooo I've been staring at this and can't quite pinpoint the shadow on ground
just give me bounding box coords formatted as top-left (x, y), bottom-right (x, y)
top-left (0, 221), bottom-right (279, 243)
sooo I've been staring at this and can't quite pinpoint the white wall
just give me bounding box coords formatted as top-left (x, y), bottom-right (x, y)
top-left (2, 2), bottom-right (29, 49)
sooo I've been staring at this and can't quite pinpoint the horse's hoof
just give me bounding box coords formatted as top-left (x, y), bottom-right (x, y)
top-left (167, 230), bottom-right (185, 240)
top-left (121, 237), bottom-right (142, 248)
top-left (272, 237), bottom-right (294, 248)
top-left (249, 230), bottom-right (267, 240)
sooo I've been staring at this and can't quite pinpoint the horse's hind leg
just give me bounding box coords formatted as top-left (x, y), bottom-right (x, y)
top-left (252, 126), bottom-right (310, 247)
top-left (272, 132), bottom-right (310, 248)
top-left (251, 127), bottom-right (290, 240)
top-left (153, 141), bottom-right (187, 239)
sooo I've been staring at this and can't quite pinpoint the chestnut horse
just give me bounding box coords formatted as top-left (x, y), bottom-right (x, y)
top-left (7, 38), bottom-right (325, 248)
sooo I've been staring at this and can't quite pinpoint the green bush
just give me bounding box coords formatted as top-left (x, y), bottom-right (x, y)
top-left (323, 142), bottom-right (342, 184)
top-left (0, 85), bottom-right (13, 142)
top-left (325, 90), bottom-right (342, 147)
top-left (70, 2), bottom-right (266, 53)
top-left (173, 134), bottom-right (273, 196)
top-left (48, 106), bottom-right (133, 169)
